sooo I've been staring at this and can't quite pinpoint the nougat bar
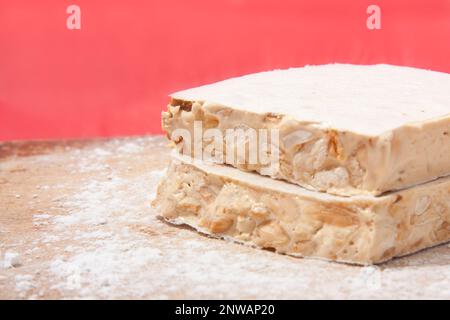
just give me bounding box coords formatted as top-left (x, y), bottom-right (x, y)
top-left (153, 155), bottom-right (450, 265)
top-left (162, 64), bottom-right (450, 196)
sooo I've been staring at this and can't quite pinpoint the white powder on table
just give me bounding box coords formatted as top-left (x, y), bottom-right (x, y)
top-left (3, 252), bottom-right (22, 269)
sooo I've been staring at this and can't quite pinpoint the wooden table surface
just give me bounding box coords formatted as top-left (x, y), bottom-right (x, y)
top-left (0, 136), bottom-right (449, 299)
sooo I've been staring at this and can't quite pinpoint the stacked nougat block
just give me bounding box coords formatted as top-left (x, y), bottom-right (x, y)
top-left (153, 64), bottom-right (450, 265)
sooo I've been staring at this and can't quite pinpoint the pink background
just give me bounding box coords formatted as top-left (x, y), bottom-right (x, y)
top-left (1, 0), bottom-right (450, 140)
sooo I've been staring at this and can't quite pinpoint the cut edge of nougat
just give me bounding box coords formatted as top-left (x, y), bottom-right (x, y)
top-left (163, 96), bottom-right (450, 197)
top-left (160, 216), bottom-right (375, 266)
top-left (159, 216), bottom-right (450, 266)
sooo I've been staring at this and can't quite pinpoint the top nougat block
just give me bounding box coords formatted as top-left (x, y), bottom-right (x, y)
top-left (162, 64), bottom-right (450, 196)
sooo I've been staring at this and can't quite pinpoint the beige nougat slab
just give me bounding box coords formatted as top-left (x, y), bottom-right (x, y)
top-left (153, 155), bottom-right (450, 265)
top-left (162, 64), bottom-right (450, 196)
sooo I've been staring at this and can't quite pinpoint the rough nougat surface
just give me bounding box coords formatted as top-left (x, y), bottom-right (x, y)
top-left (153, 156), bottom-right (450, 265)
top-left (162, 64), bottom-right (450, 196)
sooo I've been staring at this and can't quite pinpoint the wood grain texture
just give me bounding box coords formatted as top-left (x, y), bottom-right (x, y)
top-left (0, 136), bottom-right (449, 299)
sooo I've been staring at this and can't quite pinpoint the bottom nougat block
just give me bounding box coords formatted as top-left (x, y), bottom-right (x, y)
top-left (153, 156), bottom-right (450, 265)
